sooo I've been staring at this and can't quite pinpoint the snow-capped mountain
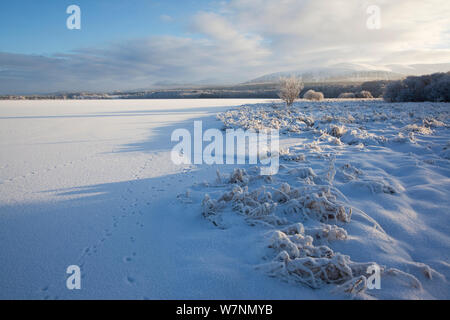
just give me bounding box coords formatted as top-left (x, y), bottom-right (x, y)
top-left (246, 63), bottom-right (450, 83)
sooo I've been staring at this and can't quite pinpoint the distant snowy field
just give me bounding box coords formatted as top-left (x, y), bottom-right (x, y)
top-left (0, 99), bottom-right (449, 299)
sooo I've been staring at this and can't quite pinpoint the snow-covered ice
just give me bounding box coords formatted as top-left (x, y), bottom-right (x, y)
top-left (0, 99), bottom-right (449, 299)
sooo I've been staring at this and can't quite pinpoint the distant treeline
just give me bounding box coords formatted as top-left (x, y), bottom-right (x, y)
top-left (3, 73), bottom-right (448, 102)
top-left (383, 72), bottom-right (449, 102)
top-left (0, 80), bottom-right (390, 100)
top-left (5, 73), bottom-right (449, 101)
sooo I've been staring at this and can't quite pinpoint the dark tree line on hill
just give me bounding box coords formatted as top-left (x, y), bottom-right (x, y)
top-left (383, 72), bottom-right (450, 102)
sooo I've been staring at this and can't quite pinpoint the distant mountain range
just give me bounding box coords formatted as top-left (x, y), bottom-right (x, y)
top-left (246, 62), bottom-right (450, 84)
top-left (3, 62), bottom-right (449, 98)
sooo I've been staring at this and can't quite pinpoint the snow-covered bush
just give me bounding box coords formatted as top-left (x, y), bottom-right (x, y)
top-left (303, 89), bottom-right (324, 101)
top-left (338, 90), bottom-right (373, 99)
top-left (338, 92), bottom-right (356, 99)
top-left (278, 77), bottom-right (304, 106)
top-left (260, 250), bottom-right (380, 289)
top-left (328, 125), bottom-right (347, 138)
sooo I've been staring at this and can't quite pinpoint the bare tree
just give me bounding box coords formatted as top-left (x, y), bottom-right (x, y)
top-left (278, 77), bottom-right (303, 106)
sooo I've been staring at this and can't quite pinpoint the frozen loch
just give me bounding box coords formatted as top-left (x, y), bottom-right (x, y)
top-left (0, 99), bottom-right (449, 299)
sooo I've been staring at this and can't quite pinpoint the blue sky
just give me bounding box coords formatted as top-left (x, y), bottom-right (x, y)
top-left (0, 0), bottom-right (449, 94)
top-left (0, 0), bottom-right (212, 54)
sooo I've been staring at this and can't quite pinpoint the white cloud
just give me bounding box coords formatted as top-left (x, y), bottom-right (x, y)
top-left (160, 15), bottom-right (174, 23)
top-left (1, 0), bottom-right (449, 93)
top-left (215, 0), bottom-right (450, 66)
top-left (0, 35), bottom-right (271, 94)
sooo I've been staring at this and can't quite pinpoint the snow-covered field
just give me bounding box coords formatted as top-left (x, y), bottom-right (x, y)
top-left (0, 99), bottom-right (449, 299)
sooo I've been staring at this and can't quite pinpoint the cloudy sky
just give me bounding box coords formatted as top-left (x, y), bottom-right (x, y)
top-left (1, 0), bottom-right (449, 94)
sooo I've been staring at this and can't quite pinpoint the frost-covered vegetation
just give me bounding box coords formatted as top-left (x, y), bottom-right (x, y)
top-left (303, 90), bottom-right (324, 101)
top-left (278, 77), bottom-right (304, 106)
top-left (337, 91), bottom-right (373, 99)
top-left (384, 72), bottom-right (450, 102)
top-left (199, 99), bottom-right (450, 299)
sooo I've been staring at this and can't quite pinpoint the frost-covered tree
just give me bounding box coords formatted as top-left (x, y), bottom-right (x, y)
top-left (384, 72), bottom-right (450, 102)
top-left (383, 80), bottom-right (404, 102)
top-left (278, 77), bottom-right (304, 106)
top-left (425, 73), bottom-right (450, 102)
top-left (303, 89), bottom-right (324, 101)
top-left (361, 80), bottom-right (388, 98)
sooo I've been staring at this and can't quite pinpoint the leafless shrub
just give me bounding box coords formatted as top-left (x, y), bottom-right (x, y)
top-left (303, 89), bottom-right (324, 101)
top-left (279, 77), bottom-right (304, 106)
